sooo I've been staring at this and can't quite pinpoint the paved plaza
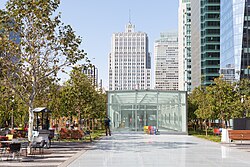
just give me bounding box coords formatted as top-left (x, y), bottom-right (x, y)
top-left (68, 133), bottom-right (250, 167)
top-left (0, 141), bottom-right (92, 167)
top-left (1, 133), bottom-right (250, 166)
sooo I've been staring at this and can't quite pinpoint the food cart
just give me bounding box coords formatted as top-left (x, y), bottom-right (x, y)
top-left (33, 107), bottom-right (54, 148)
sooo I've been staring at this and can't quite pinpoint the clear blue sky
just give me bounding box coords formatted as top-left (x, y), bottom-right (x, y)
top-left (0, 0), bottom-right (178, 89)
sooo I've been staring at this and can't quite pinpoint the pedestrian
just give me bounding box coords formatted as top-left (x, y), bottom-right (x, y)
top-left (104, 116), bottom-right (111, 136)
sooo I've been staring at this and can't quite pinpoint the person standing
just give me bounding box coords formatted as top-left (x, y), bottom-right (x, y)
top-left (104, 117), bottom-right (111, 136)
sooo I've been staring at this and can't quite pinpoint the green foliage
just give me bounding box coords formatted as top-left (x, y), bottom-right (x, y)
top-left (59, 66), bottom-right (106, 121)
top-left (187, 96), bottom-right (197, 121)
top-left (0, 0), bottom-right (88, 141)
top-left (188, 77), bottom-right (250, 129)
top-left (0, 0), bottom-right (87, 107)
top-left (189, 130), bottom-right (221, 143)
top-left (234, 79), bottom-right (250, 117)
top-left (189, 86), bottom-right (214, 120)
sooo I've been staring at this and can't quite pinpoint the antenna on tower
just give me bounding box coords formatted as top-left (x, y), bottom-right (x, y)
top-left (129, 9), bottom-right (131, 23)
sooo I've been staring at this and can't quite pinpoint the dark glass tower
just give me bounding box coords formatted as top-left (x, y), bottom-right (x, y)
top-left (220, 0), bottom-right (250, 81)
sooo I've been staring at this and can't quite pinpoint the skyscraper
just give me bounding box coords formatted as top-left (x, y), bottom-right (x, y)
top-left (83, 65), bottom-right (98, 87)
top-left (154, 32), bottom-right (178, 90)
top-left (178, 0), bottom-right (192, 93)
top-left (109, 23), bottom-right (151, 90)
top-left (220, 0), bottom-right (250, 81)
top-left (191, 0), bottom-right (220, 89)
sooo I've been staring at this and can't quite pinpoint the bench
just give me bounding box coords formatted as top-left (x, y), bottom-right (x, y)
top-left (228, 130), bottom-right (250, 143)
top-left (58, 129), bottom-right (92, 142)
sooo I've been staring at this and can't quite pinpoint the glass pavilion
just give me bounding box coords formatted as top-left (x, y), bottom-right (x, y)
top-left (107, 90), bottom-right (187, 133)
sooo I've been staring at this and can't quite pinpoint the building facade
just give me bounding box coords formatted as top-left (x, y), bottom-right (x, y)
top-left (83, 66), bottom-right (98, 87)
top-left (191, 0), bottom-right (220, 89)
top-left (154, 32), bottom-right (179, 90)
top-left (109, 23), bottom-right (151, 90)
top-left (178, 0), bottom-right (192, 93)
top-left (190, 0), bottom-right (201, 89)
top-left (220, 0), bottom-right (250, 81)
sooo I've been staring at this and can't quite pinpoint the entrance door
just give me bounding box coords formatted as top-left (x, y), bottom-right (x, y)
top-left (119, 106), bottom-right (157, 131)
top-left (135, 110), bottom-right (144, 131)
top-left (120, 109), bottom-right (139, 131)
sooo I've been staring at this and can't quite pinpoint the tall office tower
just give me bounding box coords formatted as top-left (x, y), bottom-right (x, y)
top-left (191, 0), bottom-right (220, 89)
top-left (109, 22), bottom-right (151, 90)
top-left (154, 32), bottom-right (178, 90)
top-left (83, 66), bottom-right (98, 87)
top-left (220, 0), bottom-right (250, 82)
top-left (178, 0), bottom-right (192, 93)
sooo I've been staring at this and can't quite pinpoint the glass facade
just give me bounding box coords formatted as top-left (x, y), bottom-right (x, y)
top-left (107, 90), bottom-right (187, 133)
top-left (220, 0), bottom-right (250, 81)
top-left (201, 0), bottom-right (221, 86)
top-left (191, 0), bottom-right (220, 89)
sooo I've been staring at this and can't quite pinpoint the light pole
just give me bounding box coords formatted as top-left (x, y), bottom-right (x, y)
top-left (11, 96), bottom-right (14, 129)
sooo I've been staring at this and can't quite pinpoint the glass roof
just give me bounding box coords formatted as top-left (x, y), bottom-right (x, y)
top-left (108, 90), bottom-right (186, 105)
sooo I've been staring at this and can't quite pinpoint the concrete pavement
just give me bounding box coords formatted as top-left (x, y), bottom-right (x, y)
top-left (0, 141), bottom-right (92, 167)
top-left (2, 133), bottom-right (250, 167)
top-left (67, 133), bottom-right (250, 167)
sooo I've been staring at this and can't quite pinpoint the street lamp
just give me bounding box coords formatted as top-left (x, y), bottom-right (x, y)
top-left (11, 96), bottom-right (14, 129)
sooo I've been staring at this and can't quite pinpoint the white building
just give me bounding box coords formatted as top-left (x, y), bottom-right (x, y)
top-left (109, 22), bottom-right (151, 90)
top-left (154, 32), bottom-right (178, 90)
top-left (178, 0), bottom-right (192, 92)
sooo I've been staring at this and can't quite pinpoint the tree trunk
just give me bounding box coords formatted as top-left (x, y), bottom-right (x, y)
top-left (222, 119), bottom-right (226, 129)
top-left (92, 118), bottom-right (94, 131)
top-left (27, 105), bottom-right (34, 154)
top-left (28, 106), bottom-right (34, 142)
top-left (78, 110), bottom-right (81, 129)
top-left (205, 125), bottom-right (208, 136)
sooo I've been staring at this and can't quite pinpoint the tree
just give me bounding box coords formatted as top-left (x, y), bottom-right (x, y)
top-left (209, 77), bottom-right (241, 127)
top-left (234, 79), bottom-right (250, 117)
top-left (60, 66), bottom-right (96, 128)
top-left (189, 86), bottom-right (214, 136)
top-left (0, 0), bottom-right (88, 142)
top-left (187, 95), bottom-right (198, 131)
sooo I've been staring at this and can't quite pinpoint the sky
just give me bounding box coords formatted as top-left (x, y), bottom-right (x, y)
top-left (0, 0), bottom-right (179, 90)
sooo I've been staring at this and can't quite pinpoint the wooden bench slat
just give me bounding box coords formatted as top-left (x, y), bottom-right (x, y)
top-left (228, 130), bottom-right (250, 141)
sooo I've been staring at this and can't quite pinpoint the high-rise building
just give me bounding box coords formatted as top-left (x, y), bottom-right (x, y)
top-left (154, 32), bottom-right (178, 90)
top-left (191, 0), bottom-right (220, 89)
top-left (220, 0), bottom-right (250, 81)
top-left (109, 23), bottom-right (151, 90)
top-left (178, 0), bottom-right (192, 93)
top-left (83, 66), bottom-right (98, 87)
top-left (190, 0), bottom-right (201, 89)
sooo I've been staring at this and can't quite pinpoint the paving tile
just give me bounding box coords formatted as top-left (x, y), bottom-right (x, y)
top-left (68, 133), bottom-right (250, 167)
